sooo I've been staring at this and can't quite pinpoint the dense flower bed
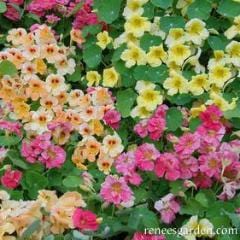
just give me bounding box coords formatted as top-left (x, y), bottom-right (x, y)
top-left (0, 0), bottom-right (240, 239)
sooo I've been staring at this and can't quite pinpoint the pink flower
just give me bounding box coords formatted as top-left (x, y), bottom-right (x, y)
top-left (133, 232), bottom-right (166, 240)
top-left (46, 14), bottom-right (61, 24)
top-left (179, 156), bottom-right (198, 179)
top-left (154, 153), bottom-right (180, 181)
top-left (1, 168), bottom-right (22, 189)
top-left (218, 181), bottom-right (240, 200)
top-left (103, 109), bottom-right (121, 129)
top-left (115, 151), bottom-right (136, 175)
top-left (147, 117), bottom-right (165, 141)
top-left (39, 145), bottom-right (66, 169)
top-left (72, 208), bottom-right (99, 231)
top-left (193, 172), bottom-right (212, 189)
top-left (0, 120), bottom-right (22, 136)
top-left (134, 120), bottom-right (148, 138)
top-left (0, 147), bottom-right (8, 162)
top-left (200, 105), bottom-right (223, 131)
top-left (199, 152), bottom-right (222, 179)
top-left (135, 143), bottom-right (160, 171)
top-left (174, 132), bottom-right (200, 155)
top-left (4, 4), bottom-right (21, 21)
top-left (154, 194), bottom-right (180, 224)
top-left (27, 0), bottom-right (57, 16)
top-left (100, 175), bottom-right (134, 206)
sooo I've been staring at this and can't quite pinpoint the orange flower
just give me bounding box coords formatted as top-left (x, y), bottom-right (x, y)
top-left (26, 77), bottom-right (46, 101)
top-left (70, 29), bottom-right (84, 45)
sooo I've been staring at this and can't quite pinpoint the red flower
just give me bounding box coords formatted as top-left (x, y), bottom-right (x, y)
top-left (72, 208), bottom-right (99, 231)
top-left (1, 168), bottom-right (22, 189)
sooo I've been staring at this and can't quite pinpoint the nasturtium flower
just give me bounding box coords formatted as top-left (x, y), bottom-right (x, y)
top-left (137, 88), bottom-right (163, 111)
top-left (124, 14), bottom-right (151, 37)
top-left (46, 74), bottom-right (68, 96)
top-left (168, 43), bottom-right (191, 66)
top-left (147, 45), bottom-right (167, 67)
top-left (86, 71), bottom-right (101, 86)
top-left (208, 50), bottom-right (226, 69)
top-left (225, 41), bottom-right (240, 67)
top-left (96, 31), bottom-right (112, 50)
top-left (225, 15), bottom-right (240, 39)
top-left (209, 64), bottom-right (231, 88)
top-left (180, 216), bottom-right (215, 240)
top-left (163, 71), bottom-right (188, 95)
top-left (70, 28), bottom-right (84, 44)
top-left (185, 18), bottom-right (209, 45)
top-left (165, 28), bottom-right (186, 47)
top-left (103, 67), bottom-right (119, 87)
top-left (189, 74), bottom-right (209, 95)
top-left (121, 44), bottom-right (146, 68)
top-left (123, 0), bottom-right (148, 18)
top-left (135, 80), bottom-right (156, 93)
top-left (131, 105), bottom-right (152, 119)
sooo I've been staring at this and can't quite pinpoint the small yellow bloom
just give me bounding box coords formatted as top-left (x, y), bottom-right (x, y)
top-left (147, 45), bottom-right (167, 67)
top-left (185, 18), bottom-right (209, 45)
top-left (103, 67), bottom-right (119, 87)
top-left (135, 80), bottom-right (155, 93)
top-left (121, 44), bottom-right (146, 68)
top-left (137, 88), bottom-right (163, 111)
top-left (226, 41), bottom-right (240, 67)
top-left (131, 105), bottom-right (152, 118)
top-left (124, 14), bottom-right (151, 37)
top-left (163, 71), bottom-right (188, 95)
top-left (189, 74), bottom-right (209, 95)
top-left (165, 28), bottom-right (186, 47)
top-left (96, 31), bottom-right (112, 50)
top-left (168, 43), bottom-right (191, 66)
top-left (225, 16), bottom-right (240, 39)
top-left (86, 71), bottom-right (101, 86)
top-left (209, 64), bottom-right (231, 88)
top-left (208, 50), bottom-right (226, 68)
top-left (190, 104), bottom-right (206, 117)
top-left (176, 0), bottom-right (193, 16)
top-left (123, 0), bottom-right (148, 18)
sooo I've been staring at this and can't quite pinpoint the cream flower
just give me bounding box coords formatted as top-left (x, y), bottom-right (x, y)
top-left (165, 28), bottom-right (186, 47)
top-left (168, 43), bottom-right (191, 66)
top-left (225, 16), bottom-right (240, 39)
top-left (46, 74), bottom-right (68, 96)
top-left (147, 45), bottom-right (167, 67)
top-left (225, 41), bottom-right (240, 67)
top-left (102, 133), bottom-right (124, 157)
top-left (55, 57), bottom-right (76, 75)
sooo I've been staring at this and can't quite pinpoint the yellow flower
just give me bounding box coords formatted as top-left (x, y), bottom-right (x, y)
top-left (121, 44), bottom-right (146, 68)
top-left (103, 67), bottom-right (119, 87)
top-left (176, 0), bottom-right (193, 15)
top-left (137, 88), bottom-right (163, 111)
top-left (168, 43), bottom-right (191, 66)
top-left (131, 105), bottom-right (152, 118)
top-left (147, 45), bottom-right (167, 67)
top-left (165, 28), bottom-right (186, 47)
top-left (208, 50), bottom-right (226, 69)
top-left (226, 41), bottom-right (240, 67)
top-left (124, 14), bottom-right (151, 37)
top-left (113, 32), bottom-right (139, 48)
top-left (185, 18), bottom-right (209, 45)
top-left (190, 104), bottom-right (206, 117)
top-left (135, 80), bottom-right (155, 93)
top-left (181, 216), bottom-right (215, 240)
top-left (207, 92), bottom-right (237, 112)
top-left (225, 16), bottom-right (240, 39)
top-left (123, 0), bottom-right (148, 18)
top-left (189, 74), bottom-right (209, 95)
top-left (33, 59), bottom-right (47, 75)
top-left (163, 71), bottom-right (188, 95)
top-left (96, 31), bottom-right (112, 49)
top-left (86, 71), bottom-right (101, 86)
top-left (209, 64), bottom-right (231, 88)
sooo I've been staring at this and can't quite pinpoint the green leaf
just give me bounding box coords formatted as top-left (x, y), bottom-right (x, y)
top-left (189, 117), bottom-right (201, 132)
top-left (195, 192), bottom-right (209, 208)
top-left (151, 0), bottom-right (173, 9)
top-left (133, 65), bottom-right (168, 84)
top-left (116, 89), bottom-right (137, 118)
top-left (83, 45), bottom-right (102, 68)
top-left (166, 107), bottom-right (183, 131)
top-left (62, 176), bottom-right (82, 188)
top-left (0, 60), bottom-right (17, 76)
top-left (187, 0), bottom-right (212, 20)
top-left (0, 135), bottom-right (21, 146)
top-left (67, 67), bottom-right (81, 82)
top-left (224, 211), bottom-right (240, 229)
top-left (160, 16), bottom-right (185, 32)
top-left (95, 0), bottom-right (123, 24)
top-left (7, 150), bottom-right (29, 170)
top-left (21, 219), bottom-right (41, 239)
top-left (180, 199), bottom-right (206, 216)
top-left (208, 35), bottom-right (229, 50)
top-left (72, 230), bottom-right (90, 240)
top-left (168, 94), bottom-right (193, 105)
top-left (224, 101), bottom-right (240, 119)
top-left (218, 0), bottom-right (240, 18)
top-left (82, 24), bottom-right (101, 38)
top-left (169, 180), bottom-right (186, 195)
top-left (140, 33), bottom-right (162, 51)
top-left (0, 2), bottom-right (7, 13)
top-left (142, 2), bottom-right (155, 19)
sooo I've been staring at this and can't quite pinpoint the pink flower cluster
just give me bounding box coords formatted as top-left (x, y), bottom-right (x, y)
top-left (154, 194), bottom-right (180, 224)
top-left (21, 133), bottom-right (66, 169)
top-left (133, 232), bottom-right (166, 240)
top-left (103, 109), bottom-right (121, 130)
top-left (134, 105), bottom-right (168, 141)
top-left (3, 0), bottom-right (23, 21)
